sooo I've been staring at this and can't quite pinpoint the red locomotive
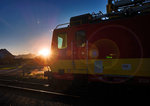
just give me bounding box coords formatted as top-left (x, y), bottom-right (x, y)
top-left (45, 0), bottom-right (150, 86)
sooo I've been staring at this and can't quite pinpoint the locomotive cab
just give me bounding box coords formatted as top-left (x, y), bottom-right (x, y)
top-left (50, 18), bottom-right (90, 82)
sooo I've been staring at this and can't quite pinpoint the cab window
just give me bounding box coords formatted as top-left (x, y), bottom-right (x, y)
top-left (76, 31), bottom-right (86, 47)
top-left (58, 33), bottom-right (67, 49)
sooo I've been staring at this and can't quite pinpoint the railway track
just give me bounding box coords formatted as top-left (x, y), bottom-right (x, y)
top-left (0, 78), bottom-right (48, 87)
top-left (0, 75), bottom-right (149, 102)
top-left (0, 77), bottom-right (149, 106)
top-left (0, 78), bottom-right (86, 106)
top-left (0, 78), bottom-right (80, 99)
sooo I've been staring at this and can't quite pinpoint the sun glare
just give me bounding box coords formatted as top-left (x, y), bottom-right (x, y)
top-left (38, 48), bottom-right (50, 57)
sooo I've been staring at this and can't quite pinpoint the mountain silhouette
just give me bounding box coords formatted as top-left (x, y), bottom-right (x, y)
top-left (0, 49), bottom-right (14, 59)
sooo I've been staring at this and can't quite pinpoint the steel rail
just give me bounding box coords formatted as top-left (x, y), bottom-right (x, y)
top-left (0, 83), bottom-right (80, 98)
top-left (0, 78), bottom-right (47, 86)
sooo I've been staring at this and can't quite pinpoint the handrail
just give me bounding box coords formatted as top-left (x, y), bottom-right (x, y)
top-left (55, 23), bottom-right (69, 29)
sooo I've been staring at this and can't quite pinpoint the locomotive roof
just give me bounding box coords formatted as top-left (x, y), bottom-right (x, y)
top-left (55, 0), bottom-right (150, 30)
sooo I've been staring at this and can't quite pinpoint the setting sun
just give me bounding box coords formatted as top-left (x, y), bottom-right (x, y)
top-left (38, 48), bottom-right (51, 57)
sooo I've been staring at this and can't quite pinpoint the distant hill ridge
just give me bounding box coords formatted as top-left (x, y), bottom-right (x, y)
top-left (0, 49), bottom-right (14, 59)
top-left (15, 53), bottom-right (36, 59)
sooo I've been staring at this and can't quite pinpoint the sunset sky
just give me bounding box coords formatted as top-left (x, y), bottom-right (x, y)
top-left (0, 0), bottom-right (107, 55)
